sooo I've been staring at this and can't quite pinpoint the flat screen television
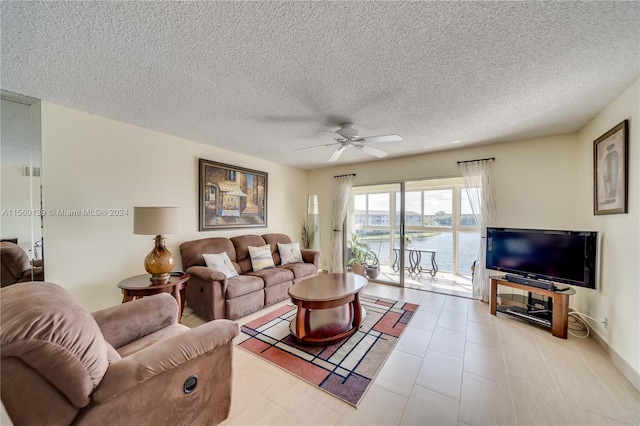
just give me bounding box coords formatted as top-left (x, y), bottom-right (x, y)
top-left (485, 227), bottom-right (598, 290)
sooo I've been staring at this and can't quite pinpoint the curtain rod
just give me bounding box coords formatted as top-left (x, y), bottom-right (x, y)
top-left (457, 157), bottom-right (495, 164)
top-left (334, 173), bottom-right (356, 178)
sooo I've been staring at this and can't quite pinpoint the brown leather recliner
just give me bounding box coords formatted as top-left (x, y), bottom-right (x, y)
top-left (0, 242), bottom-right (43, 287)
top-left (1, 282), bottom-right (239, 426)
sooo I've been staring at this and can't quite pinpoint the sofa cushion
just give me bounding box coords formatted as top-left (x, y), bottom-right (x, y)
top-left (231, 235), bottom-right (268, 273)
top-left (278, 262), bottom-right (317, 280)
top-left (203, 252), bottom-right (238, 278)
top-left (180, 238), bottom-right (239, 272)
top-left (277, 242), bottom-right (303, 265)
top-left (247, 267), bottom-right (294, 288)
top-left (248, 244), bottom-right (276, 271)
top-left (262, 233), bottom-right (292, 266)
top-left (225, 275), bottom-right (264, 299)
top-left (116, 323), bottom-right (189, 358)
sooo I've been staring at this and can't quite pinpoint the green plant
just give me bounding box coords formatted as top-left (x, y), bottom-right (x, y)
top-left (347, 233), bottom-right (371, 266)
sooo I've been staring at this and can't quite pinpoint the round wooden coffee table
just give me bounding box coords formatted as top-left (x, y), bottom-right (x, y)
top-left (288, 273), bottom-right (367, 345)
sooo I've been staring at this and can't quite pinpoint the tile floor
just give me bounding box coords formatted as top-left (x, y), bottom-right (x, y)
top-left (181, 282), bottom-right (640, 426)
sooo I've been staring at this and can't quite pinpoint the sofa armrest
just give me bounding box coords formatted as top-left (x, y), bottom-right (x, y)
top-left (301, 249), bottom-right (320, 271)
top-left (92, 319), bottom-right (239, 403)
top-left (186, 265), bottom-right (227, 282)
top-left (92, 293), bottom-right (178, 349)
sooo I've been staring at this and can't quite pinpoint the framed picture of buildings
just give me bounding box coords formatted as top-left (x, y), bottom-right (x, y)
top-left (199, 159), bottom-right (267, 230)
top-left (593, 120), bottom-right (628, 215)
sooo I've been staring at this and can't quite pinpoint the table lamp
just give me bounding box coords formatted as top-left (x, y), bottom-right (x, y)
top-left (134, 207), bottom-right (181, 282)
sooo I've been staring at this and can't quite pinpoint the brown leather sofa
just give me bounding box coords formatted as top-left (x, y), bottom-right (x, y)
top-left (1, 281), bottom-right (239, 426)
top-left (0, 241), bottom-right (44, 287)
top-left (180, 233), bottom-right (319, 321)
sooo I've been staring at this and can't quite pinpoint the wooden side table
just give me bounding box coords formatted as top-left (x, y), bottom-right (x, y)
top-left (117, 273), bottom-right (190, 320)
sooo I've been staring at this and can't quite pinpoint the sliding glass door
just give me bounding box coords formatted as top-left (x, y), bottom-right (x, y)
top-left (349, 178), bottom-right (479, 293)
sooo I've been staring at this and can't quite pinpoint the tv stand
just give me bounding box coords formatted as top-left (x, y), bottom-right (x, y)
top-left (490, 277), bottom-right (576, 338)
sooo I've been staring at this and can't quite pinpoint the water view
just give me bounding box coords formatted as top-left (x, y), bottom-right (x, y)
top-left (357, 232), bottom-right (480, 274)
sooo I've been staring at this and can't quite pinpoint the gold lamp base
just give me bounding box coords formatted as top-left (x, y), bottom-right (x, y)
top-left (144, 235), bottom-right (175, 282)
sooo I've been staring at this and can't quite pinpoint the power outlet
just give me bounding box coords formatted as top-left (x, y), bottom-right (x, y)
top-left (603, 317), bottom-right (608, 329)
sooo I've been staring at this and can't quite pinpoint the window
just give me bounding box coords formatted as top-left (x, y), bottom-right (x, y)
top-left (350, 178), bottom-right (480, 277)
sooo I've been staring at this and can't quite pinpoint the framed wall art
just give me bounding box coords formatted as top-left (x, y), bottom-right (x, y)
top-left (593, 120), bottom-right (628, 215)
top-left (199, 159), bottom-right (267, 230)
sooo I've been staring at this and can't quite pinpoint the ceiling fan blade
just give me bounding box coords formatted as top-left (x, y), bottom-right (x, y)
top-left (361, 134), bottom-right (403, 144)
top-left (359, 144), bottom-right (388, 158)
top-left (292, 142), bottom-right (336, 152)
top-left (328, 146), bottom-right (346, 162)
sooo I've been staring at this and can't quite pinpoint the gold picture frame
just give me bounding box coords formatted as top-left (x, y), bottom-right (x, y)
top-left (199, 159), bottom-right (267, 230)
top-left (594, 120), bottom-right (628, 215)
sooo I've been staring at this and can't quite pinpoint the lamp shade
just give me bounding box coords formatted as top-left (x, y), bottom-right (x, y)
top-left (134, 207), bottom-right (181, 235)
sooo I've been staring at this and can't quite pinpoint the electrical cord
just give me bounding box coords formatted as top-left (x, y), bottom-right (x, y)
top-left (567, 311), bottom-right (606, 339)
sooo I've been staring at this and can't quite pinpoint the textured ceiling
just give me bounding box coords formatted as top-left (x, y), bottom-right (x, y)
top-left (2, 1), bottom-right (639, 170)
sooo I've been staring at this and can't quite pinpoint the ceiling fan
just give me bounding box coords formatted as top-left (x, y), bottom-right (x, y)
top-left (294, 123), bottom-right (403, 162)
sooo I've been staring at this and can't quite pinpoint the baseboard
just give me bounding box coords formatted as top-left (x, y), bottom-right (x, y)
top-left (590, 329), bottom-right (640, 391)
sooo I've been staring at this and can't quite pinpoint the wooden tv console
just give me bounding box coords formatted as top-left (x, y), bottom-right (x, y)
top-left (490, 277), bottom-right (575, 339)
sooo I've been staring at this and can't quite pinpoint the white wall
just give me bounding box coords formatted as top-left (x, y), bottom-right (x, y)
top-left (41, 102), bottom-right (307, 312)
top-left (574, 80), bottom-right (639, 377)
top-left (307, 133), bottom-right (579, 270)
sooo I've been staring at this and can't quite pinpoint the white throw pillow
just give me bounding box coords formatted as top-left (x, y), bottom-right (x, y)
top-left (248, 244), bottom-right (276, 271)
top-left (202, 252), bottom-right (238, 279)
top-left (277, 242), bottom-right (303, 265)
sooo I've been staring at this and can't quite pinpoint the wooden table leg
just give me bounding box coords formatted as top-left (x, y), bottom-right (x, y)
top-left (552, 293), bottom-right (570, 338)
top-left (353, 292), bottom-right (362, 329)
top-left (490, 279), bottom-right (498, 315)
top-left (122, 292), bottom-right (134, 303)
top-left (295, 303), bottom-right (306, 340)
top-left (172, 284), bottom-right (182, 319)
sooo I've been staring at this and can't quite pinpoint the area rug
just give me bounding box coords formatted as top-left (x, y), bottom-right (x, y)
top-left (236, 294), bottom-right (418, 406)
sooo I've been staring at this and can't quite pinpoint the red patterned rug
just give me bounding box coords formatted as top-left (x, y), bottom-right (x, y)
top-left (236, 294), bottom-right (418, 406)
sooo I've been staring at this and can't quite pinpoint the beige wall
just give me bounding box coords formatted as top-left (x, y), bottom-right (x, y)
top-left (307, 133), bottom-right (579, 270)
top-left (574, 80), bottom-right (639, 376)
top-left (41, 102), bottom-right (307, 312)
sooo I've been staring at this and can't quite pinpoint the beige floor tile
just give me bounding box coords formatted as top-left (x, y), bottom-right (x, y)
top-left (373, 349), bottom-right (423, 397)
top-left (416, 350), bottom-right (464, 400)
top-left (429, 327), bottom-right (466, 359)
top-left (496, 316), bottom-right (538, 349)
top-left (396, 326), bottom-right (432, 357)
top-left (407, 309), bottom-right (440, 332)
top-left (419, 292), bottom-right (446, 313)
top-left (570, 407), bottom-right (632, 425)
top-left (268, 383), bottom-right (343, 426)
top-left (400, 384), bottom-right (460, 426)
top-left (539, 340), bottom-right (635, 424)
top-left (437, 310), bottom-right (468, 333)
top-left (509, 375), bottom-right (576, 425)
top-left (443, 296), bottom-right (470, 314)
top-left (222, 393), bottom-right (291, 425)
top-left (181, 313), bottom-right (206, 328)
top-left (573, 337), bottom-right (640, 420)
top-left (465, 321), bottom-right (500, 349)
top-left (467, 303), bottom-right (497, 326)
top-left (501, 343), bottom-right (553, 385)
top-left (463, 341), bottom-right (507, 384)
top-left (336, 383), bottom-right (408, 425)
top-left (458, 373), bottom-right (516, 425)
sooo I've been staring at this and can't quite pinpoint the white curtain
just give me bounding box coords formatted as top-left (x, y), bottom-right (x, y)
top-left (459, 159), bottom-right (497, 302)
top-left (330, 175), bottom-right (354, 273)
